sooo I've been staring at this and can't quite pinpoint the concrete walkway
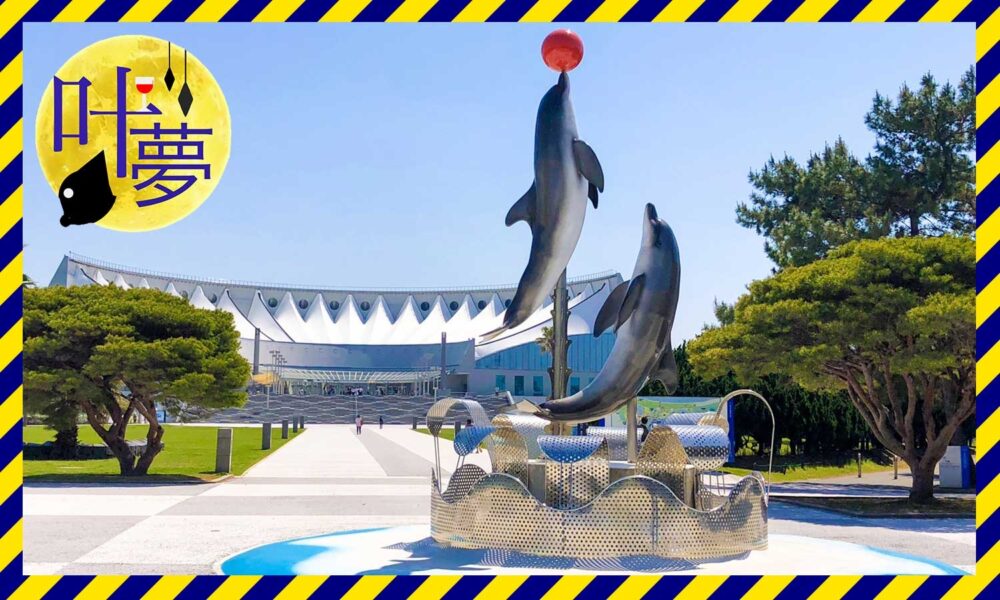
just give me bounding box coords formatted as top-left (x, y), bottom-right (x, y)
top-left (22, 425), bottom-right (975, 575)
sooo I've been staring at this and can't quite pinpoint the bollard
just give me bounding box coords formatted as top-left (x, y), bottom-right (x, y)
top-left (893, 455), bottom-right (899, 480)
top-left (216, 428), bottom-right (233, 473)
top-left (683, 465), bottom-right (698, 508)
top-left (292, 417), bottom-right (299, 433)
top-left (281, 419), bottom-right (289, 439)
top-left (261, 423), bottom-right (271, 450)
top-left (454, 420), bottom-right (462, 435)
top-left (857, 452), bottom-right (862, 478)
top-left (412, 416), bottom-right (418, 430)
top-left (300, 416), bottom-right (305, 430)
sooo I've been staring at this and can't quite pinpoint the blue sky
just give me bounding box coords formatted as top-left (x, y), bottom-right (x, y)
top-left (22, 23), bottom-right (972, 342)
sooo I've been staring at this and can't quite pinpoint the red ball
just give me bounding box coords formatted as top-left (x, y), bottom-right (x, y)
top-left (541, 30), bottom-right (584, 72)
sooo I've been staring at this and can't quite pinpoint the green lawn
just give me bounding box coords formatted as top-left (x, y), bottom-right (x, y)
top-left (416, 427), bottom-right (455, 441)
top-left (23, 424), bottom-right (300, 481)
top-left (721, 458), bottom-right (891, 482)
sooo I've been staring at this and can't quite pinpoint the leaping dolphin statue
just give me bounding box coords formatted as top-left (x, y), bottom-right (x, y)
top-left (481, 71), bottom-right (604, 340)
top-left (537, 203), bottom-right (680, 423)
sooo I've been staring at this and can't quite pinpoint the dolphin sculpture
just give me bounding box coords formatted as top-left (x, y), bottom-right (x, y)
top-left (537, 203), bottom-right (680, 423)
top-left (481, 71), bottom-right (604, 340)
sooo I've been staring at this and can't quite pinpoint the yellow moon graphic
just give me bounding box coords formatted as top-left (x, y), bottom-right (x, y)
top-left (35, 35), bottom-right (231, 232)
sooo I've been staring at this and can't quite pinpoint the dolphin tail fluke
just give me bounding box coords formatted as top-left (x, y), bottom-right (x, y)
top-left (505, 183), bottom-right (536, 227)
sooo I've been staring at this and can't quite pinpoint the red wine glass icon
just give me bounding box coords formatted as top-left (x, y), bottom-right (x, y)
top-left (135, 76), bottom-right (154, 111)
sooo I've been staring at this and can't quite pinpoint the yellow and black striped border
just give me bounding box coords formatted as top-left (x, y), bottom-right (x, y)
top-left (0, 1), bottom-right (996, 598)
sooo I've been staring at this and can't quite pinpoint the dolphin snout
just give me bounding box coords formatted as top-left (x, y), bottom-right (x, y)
top-left (645, 203), bottom-right (658, 221)
top-left (557, 71), bottom-right (570, 91)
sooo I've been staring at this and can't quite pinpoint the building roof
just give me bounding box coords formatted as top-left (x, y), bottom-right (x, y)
top-left (51, 253), bottom-right (623, 359)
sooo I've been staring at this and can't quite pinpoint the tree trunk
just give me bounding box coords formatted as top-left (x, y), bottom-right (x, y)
top-left (106, 436), bottom-right (137, 476)
top-left (909, 459), bottom-right (935, 503)
top-left (132, 423), bottom-right (164, 476)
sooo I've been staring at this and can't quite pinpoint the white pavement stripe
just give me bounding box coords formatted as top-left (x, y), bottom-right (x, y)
top-left (243, 425), bottom-right (387, 478)
top-left (366, 425), bottom-right (492, 475)
top-left (24, 495), bottom-right (190, 517)
top-left (201, 484), bottom-right (428, 497)
top-left (75, 515), bottom-right (428, 566)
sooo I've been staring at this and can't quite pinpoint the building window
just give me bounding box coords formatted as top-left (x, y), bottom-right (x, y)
top-left (360, 301), bottom-right (371, 311)
top-left (449, 301), bottom-right (459, 311)
top-left (533, 376), bottom-right (544, 396)
top-left (330, 300), bottom-right (340, 310)
top-left (267, 297), bottom-right (277, 308)
top-left (298, 299), bottom-right (309, 309)
top-left (209, 294), bottom-right (218, 303)
top-left (514, 375), bottom-right (525, 395)
top-left (420, 301), bottom-right (430, 311)
top-left (504, 299), bottom-right (512, 307)
top-left (495, 375), bottom-right (506, 392)
top-left (477, 300), bottom-right (487, 310)
top-left (570, 376), bottom-right (581, 394)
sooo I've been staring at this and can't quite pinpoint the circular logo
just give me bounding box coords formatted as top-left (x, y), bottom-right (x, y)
top-left (35, 35), bottom-right (231, 232)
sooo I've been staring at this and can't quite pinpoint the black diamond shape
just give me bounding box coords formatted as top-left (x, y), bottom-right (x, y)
top-left (178, 82), bottom-right (193, 116)
top-left (164, 67), bottom-right (175, 91)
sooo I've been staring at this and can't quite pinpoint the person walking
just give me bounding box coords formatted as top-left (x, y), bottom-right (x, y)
top-left (379, 415), bottom-right (384, 429)
top-left (355, 414), bottom-right (362, 435)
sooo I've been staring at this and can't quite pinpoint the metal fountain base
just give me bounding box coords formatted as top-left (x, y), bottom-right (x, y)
top-left (425, 397), bottom-right (770, 562)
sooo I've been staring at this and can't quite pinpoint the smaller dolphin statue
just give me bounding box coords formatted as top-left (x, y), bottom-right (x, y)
top-left (481, 71), bottom-right (603, 340)
top-left (58, 150), bottom-right (117, 227)
top-left (538, 202), bottom-right (680, 423)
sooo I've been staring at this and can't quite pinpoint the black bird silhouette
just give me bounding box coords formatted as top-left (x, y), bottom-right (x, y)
top-left (58, 150), bottom-right (116, 227)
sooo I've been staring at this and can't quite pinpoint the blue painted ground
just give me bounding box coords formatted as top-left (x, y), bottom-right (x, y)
top-left (219, 526), bottom-right (968, 576)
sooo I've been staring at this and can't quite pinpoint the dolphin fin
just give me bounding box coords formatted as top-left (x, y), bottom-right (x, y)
top-left (652, 346), bottom-right (679, 394)
top-left (573, 140), bottom-right (604, 193)
top-left (505, 183), bottom-right (536, 227)
top-left (594, 280), bottom-right (628, 336)
top-left (588, 183), bottom-right (599, 209)
top-left (615, 273), bottom-right (646, 331)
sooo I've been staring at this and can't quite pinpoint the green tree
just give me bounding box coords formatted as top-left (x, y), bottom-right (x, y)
top-left (688, 236), bottom-right (974, 502)
top-left (24, 285), bottom-right (250, 475)
top-left (737, 68), bottom-right (974, 268)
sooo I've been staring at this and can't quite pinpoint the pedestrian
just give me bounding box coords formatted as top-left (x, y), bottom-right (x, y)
top-left (379, 415), bottom-right (384, 429)
top-left (355, 414), bottom-right (362, 435)
top-left (640, 416), bottom-right (650, 443)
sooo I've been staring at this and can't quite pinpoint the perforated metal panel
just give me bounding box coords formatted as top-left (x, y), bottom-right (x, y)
top-left (666, 424), bottom-right (729, 470)
top-left (431, 472), bottom-right (767, 560)
top-left (428, 397), bottom-right (769, 561)
top-left (635, 427), bottom-right (688, 498)
top-left (537, 436), bottom-right (610, 510)
top-left (454, 426), bottom-right (494, 456)
top-left (492, 413), bottom-right (550, 458)
top-left (585, 426), bottom-right (637, 461)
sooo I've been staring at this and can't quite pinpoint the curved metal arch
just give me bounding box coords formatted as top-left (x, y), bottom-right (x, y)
top-left (715, 389), bottom-right (776, 497)
top-left (425, 397), bottom-right (494, 484)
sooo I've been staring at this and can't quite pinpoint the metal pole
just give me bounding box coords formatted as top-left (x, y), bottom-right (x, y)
top-left (626, 397), bottom-right (638, 462)
top-left (857, 452), bottom-right (862, 478)
top-left (550, 270), bottom-right (571, 434)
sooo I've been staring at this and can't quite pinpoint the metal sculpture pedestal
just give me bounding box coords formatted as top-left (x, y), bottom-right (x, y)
top-left (425, 392), bottom-right (774, 561)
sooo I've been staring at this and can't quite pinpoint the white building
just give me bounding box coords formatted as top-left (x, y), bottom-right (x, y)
top-left (50, 253), bottom-right (623, 398)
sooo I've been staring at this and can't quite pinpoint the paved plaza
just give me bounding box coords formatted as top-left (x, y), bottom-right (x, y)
top-left (23, 425), bottom-right (975, 575)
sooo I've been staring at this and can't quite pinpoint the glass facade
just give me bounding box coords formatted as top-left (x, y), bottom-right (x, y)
top-left (514, 375), bottom-right (525, 395)
top-left (532, 375), bottom-right (544, 395)
top-left (570, 376), bottom-right (581, 394)
top-left (495, 374), bottom-right (506, 392)
top-left (475, 332), bottom-right (616, 372)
